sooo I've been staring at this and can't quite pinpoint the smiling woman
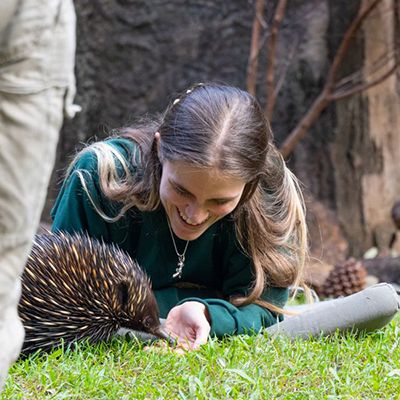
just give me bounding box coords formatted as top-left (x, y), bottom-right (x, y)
top-left (51, 83), bottom-right (309, 349)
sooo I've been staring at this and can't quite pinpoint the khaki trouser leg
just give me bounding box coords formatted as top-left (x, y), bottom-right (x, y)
top-left (0, 0), bottom-right (77, 389)
top-left (0, 88), bottom-right (65, 390)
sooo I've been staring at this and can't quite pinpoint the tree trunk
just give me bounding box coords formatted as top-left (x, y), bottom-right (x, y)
top-left (332, 0), bottom-right (400, 256)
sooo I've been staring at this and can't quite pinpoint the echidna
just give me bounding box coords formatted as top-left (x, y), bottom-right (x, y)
top-left (18, 232), bottom-right (166, 355)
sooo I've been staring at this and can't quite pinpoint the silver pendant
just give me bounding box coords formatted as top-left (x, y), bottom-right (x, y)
top-left (172, 256), bottom-right (185, 279)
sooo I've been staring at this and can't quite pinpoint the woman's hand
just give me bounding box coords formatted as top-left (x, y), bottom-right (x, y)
top-left (165, 301), bottom-right (211, 350)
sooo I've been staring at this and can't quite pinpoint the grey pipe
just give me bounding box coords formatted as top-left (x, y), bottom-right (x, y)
top-left (267, 283), bottom-right (400, 339)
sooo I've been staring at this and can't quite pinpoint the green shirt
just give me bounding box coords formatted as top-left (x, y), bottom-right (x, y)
top-left (51, 138), bottom-right (288, 337)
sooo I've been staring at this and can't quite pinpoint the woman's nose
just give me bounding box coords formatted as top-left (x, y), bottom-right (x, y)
top-left (185, 202), bottom-right (209, 224)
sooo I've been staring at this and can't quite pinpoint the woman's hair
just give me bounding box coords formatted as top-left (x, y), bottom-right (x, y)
top-left (70, 83), bottom-right (309, 313)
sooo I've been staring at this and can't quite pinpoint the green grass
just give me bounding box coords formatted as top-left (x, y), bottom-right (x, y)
top-left (2, 314), bottom-right (400, 400)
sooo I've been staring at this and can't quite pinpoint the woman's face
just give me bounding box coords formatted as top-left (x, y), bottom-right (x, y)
top-left (159, 160), bottom-right (246, 241)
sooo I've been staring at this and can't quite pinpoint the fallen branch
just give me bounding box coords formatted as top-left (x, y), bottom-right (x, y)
top-left (364, 257), bottom-right (400, 283)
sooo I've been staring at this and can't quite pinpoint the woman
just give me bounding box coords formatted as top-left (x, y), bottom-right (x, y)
top-left (51, 83), bottom-right (308, 349)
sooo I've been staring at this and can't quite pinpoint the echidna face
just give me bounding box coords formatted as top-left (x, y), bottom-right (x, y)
top-left (117, 278), bottom-right (162, 335)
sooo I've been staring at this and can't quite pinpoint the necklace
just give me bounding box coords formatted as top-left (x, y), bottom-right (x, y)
top-left (167, 218), bottom-right (189, 279)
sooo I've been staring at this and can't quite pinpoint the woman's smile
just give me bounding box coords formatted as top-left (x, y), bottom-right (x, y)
top-left (177, 207), bottom-right (210, 226)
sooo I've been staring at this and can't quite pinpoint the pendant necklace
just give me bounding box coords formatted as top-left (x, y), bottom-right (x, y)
top-left (167, 218), bottom-right (189, 279)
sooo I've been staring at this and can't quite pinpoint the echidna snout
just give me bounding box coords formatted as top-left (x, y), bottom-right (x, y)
top-left (19, 232), bottom-right (164, 355)
top-left (115, 279), bottom-right (165, 339)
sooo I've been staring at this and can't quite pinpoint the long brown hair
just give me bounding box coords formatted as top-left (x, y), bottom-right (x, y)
top-left (71, 83), bottom-right (309, 313)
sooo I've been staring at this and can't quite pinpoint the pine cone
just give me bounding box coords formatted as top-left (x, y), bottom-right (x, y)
top-left (316, 258), bottom-right (367, 298)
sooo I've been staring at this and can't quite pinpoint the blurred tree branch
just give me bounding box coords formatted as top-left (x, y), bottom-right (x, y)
top-left (247, 0), bottom-right (400, 159)
top-left (265, 0), bottom-right (288, 121)
top-left (246, 0), bottom-right (265, 96)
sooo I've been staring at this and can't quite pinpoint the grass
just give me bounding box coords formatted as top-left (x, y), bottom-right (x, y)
top-left (2, 314), bottom-right (399, 400)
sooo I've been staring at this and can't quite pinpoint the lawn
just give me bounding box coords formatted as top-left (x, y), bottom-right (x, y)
top-left (2, 314), bottom-right (399, 399)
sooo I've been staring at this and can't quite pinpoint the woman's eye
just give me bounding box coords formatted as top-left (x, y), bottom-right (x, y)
top-left (174, 186), bottom-right (190, 197)
top-left (213, 199), bottom-right (230, 206)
